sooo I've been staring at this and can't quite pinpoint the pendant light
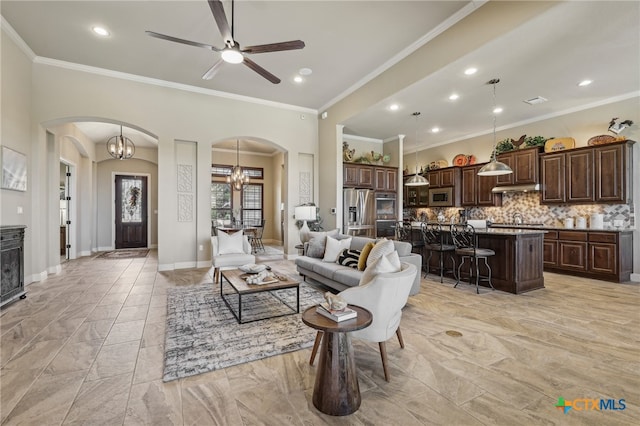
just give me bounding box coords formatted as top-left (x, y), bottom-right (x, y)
top-left (227, 139), bottom-right (249, 190)
top-left (106, 125), bottom-right (135, 160)
top-left (478, 79), bottom-right (513, 176)
top-left (405, 112), bottom-right (429, 186)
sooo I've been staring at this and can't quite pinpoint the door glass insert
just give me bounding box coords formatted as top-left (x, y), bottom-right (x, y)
top-left (121, 177), bottom-right (143, 223)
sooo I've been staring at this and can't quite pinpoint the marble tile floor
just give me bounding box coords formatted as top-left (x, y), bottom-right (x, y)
top-left (1, 248), bottom-right (638, 425)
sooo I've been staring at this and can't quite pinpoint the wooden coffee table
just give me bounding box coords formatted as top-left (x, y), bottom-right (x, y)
top-left (220, 268), bottom-right (300, 324)
top-left (302, 304), bottom-right (372, 416)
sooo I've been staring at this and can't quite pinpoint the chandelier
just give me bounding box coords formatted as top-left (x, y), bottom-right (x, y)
top-left (227, 139), bottom-right (249, 190)
top-left (478, 79), bottom-right (513, 176)
top-left (106, 125), bottom-right (135, 160)
top-left (405, 112), bottom-right (429, 186)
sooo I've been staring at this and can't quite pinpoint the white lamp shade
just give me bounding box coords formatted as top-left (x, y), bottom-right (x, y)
top-left (294, 206), bottom-right (316, 221)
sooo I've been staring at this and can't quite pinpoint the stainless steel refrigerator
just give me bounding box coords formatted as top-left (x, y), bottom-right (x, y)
top-left (343, 188), bottom-right (375, 236)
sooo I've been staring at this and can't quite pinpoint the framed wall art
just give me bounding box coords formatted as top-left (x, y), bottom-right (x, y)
top-left (1, 146), bottom-right (27, 192)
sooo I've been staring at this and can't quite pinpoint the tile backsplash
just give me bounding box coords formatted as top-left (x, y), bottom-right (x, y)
top-left (406, 192), bottom-right (634, 229)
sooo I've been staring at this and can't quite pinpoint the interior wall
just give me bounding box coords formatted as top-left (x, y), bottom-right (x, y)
top-left (1, 27), bottom-right (34, 281)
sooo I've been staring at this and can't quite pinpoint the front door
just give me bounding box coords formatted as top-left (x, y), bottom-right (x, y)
top-left (115, 175), bottom-right (148, 249)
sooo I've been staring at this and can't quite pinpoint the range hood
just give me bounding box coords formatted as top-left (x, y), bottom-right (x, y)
top-left (492, 183), bottom-right (540, 193)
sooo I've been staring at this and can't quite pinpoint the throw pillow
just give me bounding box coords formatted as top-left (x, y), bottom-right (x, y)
top-left (366, 238), bottom-right (395, 268)
top-left (337, 249), bottom-right (361, 269)
top-left (323, 236), bottom-right (352, 263)
top-left (305, 228), bottom-right (340, 258)
top-left (217, 230), bottom-right (245, 255)
top-left (359, 250), bottom-right (401, 286)
top-left (358, 241), bottom-right (375, 271)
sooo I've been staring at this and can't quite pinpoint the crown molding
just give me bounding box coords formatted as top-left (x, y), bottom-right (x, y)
top-left (1, 15), bottom-right (36, 60)
top-left (343, 134), bottom-right (383, 144)
top-left (211, 147), bottom-right (279, 158)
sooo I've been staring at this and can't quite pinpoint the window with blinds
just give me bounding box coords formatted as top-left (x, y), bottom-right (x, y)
top-left (242, 183), bottom-right (263, 225)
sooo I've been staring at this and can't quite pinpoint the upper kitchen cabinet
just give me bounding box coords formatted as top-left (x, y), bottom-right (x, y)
top-left (374, 166), bottom-right (397, 192)
top-left (496, 147), bottom-right (539, 186)
top-left (427, 167), bottom-right (459, 188)
top-left (461, 164), bottom-right (502, 207)
top-left (343, 164), bottom-right (373, 188)
top-left (540, 141), bottom-right (634, 205)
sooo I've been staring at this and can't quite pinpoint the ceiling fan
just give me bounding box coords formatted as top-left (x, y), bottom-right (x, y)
top-left (146, 0), bottom-right (305, 84)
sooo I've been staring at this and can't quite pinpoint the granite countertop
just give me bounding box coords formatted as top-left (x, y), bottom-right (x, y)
top-left (474, 228), bottom-right (546, 235)
top-left (490, 224), bottom-right (635, 233)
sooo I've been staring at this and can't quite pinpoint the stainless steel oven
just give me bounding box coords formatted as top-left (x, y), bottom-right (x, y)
top-left (375, 193), bottom-right (397, 237)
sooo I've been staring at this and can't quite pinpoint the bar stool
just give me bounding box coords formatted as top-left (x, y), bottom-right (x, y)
top-left (450, 224), bottom-right (496, 293)
top-left (420, 222), bottom-right (456, 282)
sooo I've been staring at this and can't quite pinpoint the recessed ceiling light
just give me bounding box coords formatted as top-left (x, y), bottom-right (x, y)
top-left (449, 93), bottom-right (459, 101)
top-left (493, 107), bottom-right (503, 114)
top-left (578, 79), bottom-right (592, 87)
top-left (293, 76), bottom-right (304, 83)
top-left (464, 67), bottom-right (477, 75)
top-left (299, 68), bottom-right (312, 76)
top-left (431, 127), bottom-right (441, 133)
top-left (92, 26), bottom-right (110, 37)
top-left (389, 104), bottom-right (399, 111)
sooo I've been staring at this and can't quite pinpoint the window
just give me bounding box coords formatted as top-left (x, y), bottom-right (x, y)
top-left (242, 183), bottom-right (263, 225)
top-left (211, 182), bottom-right (232, 221)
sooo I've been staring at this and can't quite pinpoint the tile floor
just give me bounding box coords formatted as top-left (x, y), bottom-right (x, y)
top-left (1, 248), bottom-right (638, 425)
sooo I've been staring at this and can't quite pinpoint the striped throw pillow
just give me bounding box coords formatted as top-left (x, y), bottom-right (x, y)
top-left (337, 249), bottom-right (361, 269)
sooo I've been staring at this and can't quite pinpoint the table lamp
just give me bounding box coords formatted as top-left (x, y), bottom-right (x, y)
top-left (294, 205), bottom-right (316, 243)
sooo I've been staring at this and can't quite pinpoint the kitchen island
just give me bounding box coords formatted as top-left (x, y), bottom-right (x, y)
top-left (420, 225), bottom-right (545, 294)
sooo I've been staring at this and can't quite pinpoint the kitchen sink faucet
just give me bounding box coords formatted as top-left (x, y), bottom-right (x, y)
top-left (513, 212), bottom-right (523, 225)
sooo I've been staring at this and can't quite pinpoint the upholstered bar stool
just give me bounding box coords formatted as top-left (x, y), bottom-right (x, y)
top-left (420, 222), bottom-right (456, 282)
top-left (450, 224), bottom-right (496, 293)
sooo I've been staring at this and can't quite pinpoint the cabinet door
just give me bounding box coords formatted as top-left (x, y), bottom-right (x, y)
top-left (513, 149), bottom-right (538, 184)
top-left (541, 154), bottom-right (566, 203)
top-left (406, 186), bottom-right (418, 206)
top-left (495, 153), bottom-right (514, 185)
top-left (358, 166), bottom-right (373, 188)
top-left (460, 167), bottom-right (477, 206)
top-left (477, 172), bottom-right (499, 206)
top-left (374, 168), bottom-right (386, 191)
top-left (385, 169), bottom-right (397, 192)
top-left (589, 243), bottom-right (617, 275)
top-left (543, 240), bottom-right (558, 267)
top-left (427, 170), bottom-right (440, 187)
top-left (558, 241), bottom-right (588, 271)
top-left (566, 150), bottom-right (594, 203)
top-left (595, 144), bottom-right (625, 203)
top-left (439, 168), bottom-right (456, 187)
top-left (344, 164), bottom-right (359, 187)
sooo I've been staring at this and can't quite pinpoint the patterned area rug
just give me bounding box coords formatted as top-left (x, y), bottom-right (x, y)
top-left (97, 249), bottom-right (149, 259)
top-left (163, 281), bottom-right (325, 382)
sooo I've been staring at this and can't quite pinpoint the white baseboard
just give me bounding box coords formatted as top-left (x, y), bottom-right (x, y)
top-left (79, 250), bottom-right (92, 257)
top-left (47, 265), bottom-right (62, 275)
top-left (630, 273), bottom-right (640, 283)
top-left (97, 246), bottom-right (114, 252)
top-left (174, 261), bottom-right (197, 270)
top-left (286, 253), bottom-right (299, 261)
top-left (149, 244), bottom-right (158, 249)
top-left (158, 263), bottom-right (173, 272)
top-left (197, 260), bottom-right (211, 269)
top-left (26, 270), bottom-right (48, 284)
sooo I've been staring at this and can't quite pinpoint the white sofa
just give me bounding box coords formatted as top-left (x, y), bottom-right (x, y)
top-left (210, 235), bottom-right (255, 283)
top-left (295, 235), bottom-right (422, 296)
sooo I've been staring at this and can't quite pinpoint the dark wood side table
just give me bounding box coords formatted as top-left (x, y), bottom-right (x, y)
top-left (302, 304), bottom-right (372, 416)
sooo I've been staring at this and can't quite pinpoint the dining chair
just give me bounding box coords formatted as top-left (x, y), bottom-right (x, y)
top-left (421, 222), bottom-right (456, 282)
top-left (450, 224), bottom-right (496, 293)
top-left (248, 219), bottom-right (266, 253)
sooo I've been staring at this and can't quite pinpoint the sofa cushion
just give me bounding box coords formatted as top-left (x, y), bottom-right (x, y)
top-left (323, 236), bottom-right (352, 263)
top-left (358, 242), bottom-right (375, 271)
top-left (366, 238), bottom-right (395, 267)
top-left (306, 229), bottom-right (339, 258)
top-left (212, 253), bottom-right (256, 268)
top-left (338, 249), bottom-right (361, 269)
top-left (296, 256), bottom-right (321, 271)
top-left (360, 250), bottom-right (401, 286)
top-left (333, 267), bottom-right (364, 288)
top-left (312, 261), bottom-right (345, 280)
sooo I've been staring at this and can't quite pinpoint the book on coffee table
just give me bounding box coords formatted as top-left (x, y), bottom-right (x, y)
top-left (316, 303), bottom-right (357, 322)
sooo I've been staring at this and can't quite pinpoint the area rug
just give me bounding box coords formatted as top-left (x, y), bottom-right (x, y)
top-left (163, 281), bottom-right (325, 382)
top-left (97, 249), bottom-right (149, 259)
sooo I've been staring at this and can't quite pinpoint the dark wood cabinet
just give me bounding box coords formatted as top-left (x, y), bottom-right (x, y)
top-left (374, 167), bottom-right (397, 192)
top-left (540, 141), bottom-right (634, 205)
top-left (460, 165), bottom-right (501, 207)
top-left (343, 164), bottom-right (374, 188)
top-left (566, 150), bottom-right (594, 202)
top-left (427, 167), bottom-right (458, 188)
top-left (1, 225), bottom-right (26, 308)
top-left (594, 142), bottom-right (631, 203)
top-left (543, 229), bottom-right (633, 282)
top-left (496, 147), bottom-right (539, 186)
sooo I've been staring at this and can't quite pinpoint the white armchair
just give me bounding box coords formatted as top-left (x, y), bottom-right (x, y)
top-left (309, 262), bottom-right (417, 381)
top-left (211, 235), bottom-right (255, 283)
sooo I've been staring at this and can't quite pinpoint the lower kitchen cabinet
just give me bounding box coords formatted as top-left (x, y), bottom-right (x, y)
top-left (543, 229), bottom-right (632, 282)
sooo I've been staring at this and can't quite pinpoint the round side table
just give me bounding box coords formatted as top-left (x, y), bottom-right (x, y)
top-left (302, 304), bottom-right (372, 416)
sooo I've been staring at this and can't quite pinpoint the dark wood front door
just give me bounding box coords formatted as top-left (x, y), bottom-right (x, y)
top-left (115, 175), bottom-right (147, 249)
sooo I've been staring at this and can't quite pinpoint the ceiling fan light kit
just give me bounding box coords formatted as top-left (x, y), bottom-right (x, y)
top-left (147, 0), bottom-right (304, 84)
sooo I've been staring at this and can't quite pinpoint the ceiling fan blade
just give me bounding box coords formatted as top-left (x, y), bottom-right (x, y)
top-left (146, 31), bottom-right (221, 52)
top-left (202, 59), bottom-right (225, 80)
top-left (208, 0), bottom-right (233, 46)
top-left (243, 57), bottom-right (280, 84)
top-left (242, 40), bottom-right (305, 54)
